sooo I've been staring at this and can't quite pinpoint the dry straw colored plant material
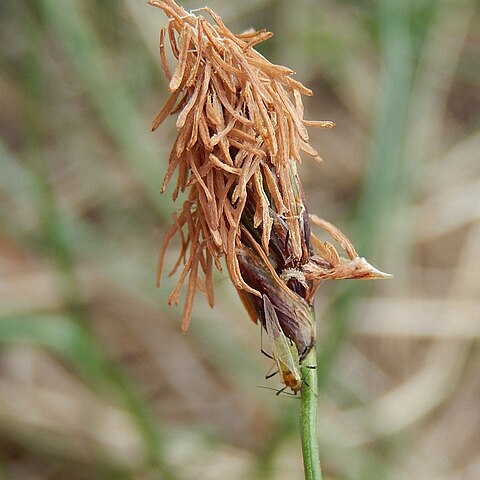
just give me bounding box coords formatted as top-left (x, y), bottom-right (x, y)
top-left (150, 0), bottom-right (389, 339)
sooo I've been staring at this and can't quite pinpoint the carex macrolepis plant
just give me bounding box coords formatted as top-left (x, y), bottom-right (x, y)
top-left (149, 1), bottom-right (389, 478)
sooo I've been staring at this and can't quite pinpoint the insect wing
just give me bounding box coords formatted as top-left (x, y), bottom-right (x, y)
top-left (262, 295), bottom-right (301, 386)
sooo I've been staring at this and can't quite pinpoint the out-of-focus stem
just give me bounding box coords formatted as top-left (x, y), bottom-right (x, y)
top-left (300, 347), bottom-right (322, 480)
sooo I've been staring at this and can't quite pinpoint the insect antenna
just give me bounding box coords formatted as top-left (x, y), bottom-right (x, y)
top-left (257, 385), bottom-right (300, 398)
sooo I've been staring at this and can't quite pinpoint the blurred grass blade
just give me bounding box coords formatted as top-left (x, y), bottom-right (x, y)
top-left (0, 312), bottom-right (179, 479)
top-left (38, 0), bottom-right (173, 219)
top-left (318, 0), bottom-right (418, 389)
top-left (0, 313), bottom-right (108, 381)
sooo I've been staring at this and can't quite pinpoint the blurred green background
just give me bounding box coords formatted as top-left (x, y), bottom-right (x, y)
top-left (1, 0), bottom-right (480, 479)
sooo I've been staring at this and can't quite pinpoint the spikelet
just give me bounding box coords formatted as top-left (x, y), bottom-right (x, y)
top-left (150, 0), bottom-right (390, 334)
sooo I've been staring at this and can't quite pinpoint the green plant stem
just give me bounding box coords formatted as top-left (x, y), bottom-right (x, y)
top-left (300, 348), bottom-right (322, 480)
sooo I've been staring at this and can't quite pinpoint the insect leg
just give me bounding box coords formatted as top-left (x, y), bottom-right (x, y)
top-left (266, 370), bottom-right (279, 380)
top-left (261, 348), bottom-right (274, 360)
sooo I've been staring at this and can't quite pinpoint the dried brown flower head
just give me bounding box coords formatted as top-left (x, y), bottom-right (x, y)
top-left (150, 0), bottom-right (389, 349)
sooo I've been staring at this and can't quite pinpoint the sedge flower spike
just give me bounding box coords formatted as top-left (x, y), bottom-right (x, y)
top-left (150, 0), bottom-right (390, 356)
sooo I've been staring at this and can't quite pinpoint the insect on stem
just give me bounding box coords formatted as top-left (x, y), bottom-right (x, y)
top-left (262, 294), bottom-right (303, 394)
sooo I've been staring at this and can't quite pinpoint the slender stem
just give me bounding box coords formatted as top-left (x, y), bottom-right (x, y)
top-left (300, 348), bottom-right (322, 480)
